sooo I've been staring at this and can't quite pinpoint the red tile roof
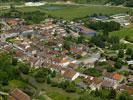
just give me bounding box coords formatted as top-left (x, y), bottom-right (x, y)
top-left (9, 88), bottom-right (30, 100)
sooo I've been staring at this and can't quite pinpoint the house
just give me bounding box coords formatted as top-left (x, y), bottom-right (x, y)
top-left (107, 60), bottom-right (115, 67)
top-left (76, 82), bottom-right (87, 89)
top-left (111, 13), bottom-right (130, 19)
top-left (103, 72), bottom-right (123, 83)
top-left (59, 58), bottom-right (70, 67)
top-left (52, 57), bottom-right (70, 67)
top-left (89, 78), bottom-right (103, 90)
top-left (128, 75), bottom-right (133, 83)
top-left (8, 88), bottom-right (30, 100)
top-left (81, 61), bottom-right (95, 68)
top-left (70, 47), bottom-right (82, 55)
top-left (84, 75), bottom-right (94, 82)
top-left (118, 85), bottom-right (133, 96)
top-left (81, 58), bottom-right (96, 68)
top-left (77, 26), bottom-right (97, 36)
top-left (89, 16), bottom-right (109, 22)
top-left (62, 69), bottom-right (79, 81)
top-left (28, 57), bottom-right (44, 68)
top-left (104, 72), bottom-right (123, 82)
top-left (102, 80), bottom-right (118, 89)
top-left (14, 50), bottom-right (25, 59)
top-left (84, 76), bottom-right (102, 90)
top-left (7, 19), bottom-right (18, 26)
top-left (127, 60), bottom-right (133, 65)
top-left (68, 63), bottom-right (77, 69)
top-left (50, 64), bottom-right (62, 72)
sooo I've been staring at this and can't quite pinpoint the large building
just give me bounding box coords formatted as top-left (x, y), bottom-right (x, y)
top-left (77, 26), bottom-right (97, 36)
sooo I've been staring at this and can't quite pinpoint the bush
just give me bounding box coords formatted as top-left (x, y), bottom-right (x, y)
top-left (65, 82), bottom-right (76, 93)
top-left (83, 68), bottom-right (102, 77)
top-left (114, 62), bottom-right (122, 69)
top-left (106, 66), bottom-right (116, 72)
top-left (128, 64), bottom-right (133, 70)
top-left (51, 81), bottom-right (58, 87)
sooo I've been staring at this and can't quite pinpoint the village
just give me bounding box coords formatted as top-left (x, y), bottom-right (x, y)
top-left (0, 11), bottom-right (133, 100)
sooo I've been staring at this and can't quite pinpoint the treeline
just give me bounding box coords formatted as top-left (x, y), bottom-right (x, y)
top-left (87, 21), bottom-right (121, 32)
top-left (0, 52), bottom-right (30, 90)
top-left (108, 0), bottom-right (133, 7)
top-left (0, 6), bottom-right (46, 24)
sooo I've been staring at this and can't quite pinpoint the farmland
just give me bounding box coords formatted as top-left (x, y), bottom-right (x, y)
top-left (1, 4), bottom-right (132, 20)
top-left (110, 28), bottom-right (133, 38)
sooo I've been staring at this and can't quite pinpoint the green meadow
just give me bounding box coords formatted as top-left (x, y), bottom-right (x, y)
top-left (110, 28), bottom-right (133, 38)
top-left (1, 4), bottom-right (132, 20)
top-left (46, 5), bottom-right (132, 20)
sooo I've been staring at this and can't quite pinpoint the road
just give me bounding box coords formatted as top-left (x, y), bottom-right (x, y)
top-left (120, 39), bottom-right (133, 45)
top-left (0, 91), bottom-right (8, 96)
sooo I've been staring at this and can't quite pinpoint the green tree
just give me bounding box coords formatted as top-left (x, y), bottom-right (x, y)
top-left (115, 62), bottom-right (122, 69)
top-left (118, 49), bottom-right (124, 58)
top-left (18, 62), bottom-right (30, 74)
top-left (47, 77), bottom-right (51, 84)
top-left (33, 68), bottom-right (51, 83)
top-left (51, 70), bottom-right (56, 78)
top-left (66, 82), bottom-right (76, 92)
top-left (108, 89), bottom-right (116, 99)
top-left (126, 48), bottom-right (133, 55)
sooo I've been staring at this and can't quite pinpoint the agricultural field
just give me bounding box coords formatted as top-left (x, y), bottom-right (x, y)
top-left (1, 4), bottom-right (132, 20)
top-left (46, 5), bottom-right (132, 20)
top-left (110, 28), bottom-right (133, 38)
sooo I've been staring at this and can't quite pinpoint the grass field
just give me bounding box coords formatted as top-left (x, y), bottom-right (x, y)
top-left (1, 4), bottom-right (131, 20)
top-left (46, 5), bottom-right (133, 20)
top-left (110, 28), bottom-right (133, 38)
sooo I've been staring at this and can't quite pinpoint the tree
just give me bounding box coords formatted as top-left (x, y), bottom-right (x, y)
top-left (59, 80), bottom-right (69, 89)
top-left (118, 92), bottom-right (132, 100)
top-left (118, 49), bottom-right (124, 58)
top-left (109, 36), bottom-right (120, 44)
top-left (66, 82), bottom-right (76, 92)
top-left (126, 48), bottom-right (133, 55)
top-left (131, 53), bottom-right (133, 60)
top-left (33, 68), bottom-right (51, 83)
top-left (94, 89), bottom-right (100, 97)
top-left (0, 71), bottom-right (8, 85)
top-left (10, 4), bottom-right (16, 12)
top-left (128, 64), bottom-right (133, 70)
top-left (0, 23), bottom-right (2, 34)
top-left (47, 77), bottom-right (51, 84)
top-left (18, 62), bottom-right (30, 74)
top-left (63, 40), bottom-right (71, 50)
top-left (115, 62), bottom-right (122, 69)
top-left (83, 68), bottom-right (102, 77)
top-left (106, 66), bottom-right (116, 72)
top-left (12, 58), bottom-right (18, 66)
top-left (51, 70), bottom-right (56, 78)
top-left (108, 89), bottom-right (116, 99)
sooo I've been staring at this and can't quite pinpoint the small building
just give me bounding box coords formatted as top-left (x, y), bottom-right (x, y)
top-left (76, 82), bottom-right (87, 89)
top-left (62, 69), bottom-right (79, 81)
top-left (89, 78), bottom-right (103, 90)
top-left (127, 60), bottom-right (133, 65)
top-left (25, 2), bottom-right (45, 7)
top-left (118, 85), bottom-right (133, 96)
top-left (103, 72), bottom-right (124, 83)
top-left (102, 80), bottom-right (118, 89)
top-left (8, 88), bottom-right (30, 100)
top-left (128, 75), bottom-right (133, 83)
